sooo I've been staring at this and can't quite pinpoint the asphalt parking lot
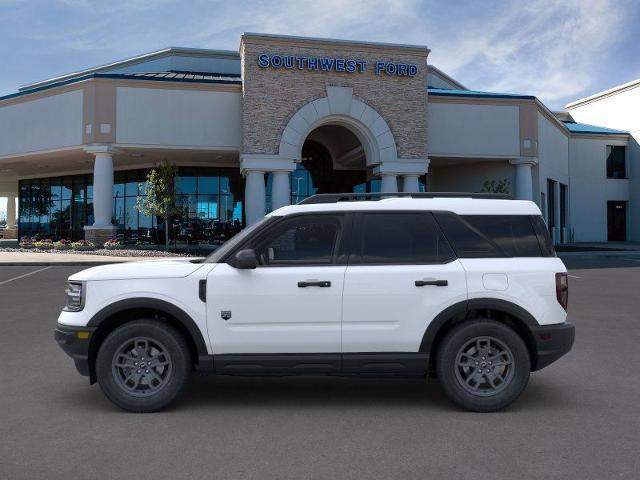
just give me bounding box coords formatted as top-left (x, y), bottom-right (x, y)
top-left (1, 257), bottom-right (639, 479)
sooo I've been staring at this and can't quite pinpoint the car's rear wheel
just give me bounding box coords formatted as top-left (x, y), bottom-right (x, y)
top-left (436, 319), bottom-right (530, 412)
top-left (96, 320), bottom-right (190, 412)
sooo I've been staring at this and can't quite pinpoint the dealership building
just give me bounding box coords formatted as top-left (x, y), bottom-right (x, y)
top-left (0, 33), bottom-right (636, 245)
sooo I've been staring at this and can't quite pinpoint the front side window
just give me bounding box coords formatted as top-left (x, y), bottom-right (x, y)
top-left (606, 145), bottom-right (626, 179)
top-left (357, 213), bottom-right (454, 264)
top-left (253, 215), bottom-right (342, 266)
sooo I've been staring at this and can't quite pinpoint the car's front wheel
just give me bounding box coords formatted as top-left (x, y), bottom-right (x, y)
top-left (96, 320), bottom-right (191, 412)
top-left (436, 319), bottom-right (530, 412)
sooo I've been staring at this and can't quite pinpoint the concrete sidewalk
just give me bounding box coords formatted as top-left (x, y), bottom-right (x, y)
top-left (0, 251), bottom-right (185, 265)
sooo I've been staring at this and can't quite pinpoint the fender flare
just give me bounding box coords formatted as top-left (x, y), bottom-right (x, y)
top-left (87, 298), bottom-right (208, 356)
top-left (419, 298), bottom-right (539, 353)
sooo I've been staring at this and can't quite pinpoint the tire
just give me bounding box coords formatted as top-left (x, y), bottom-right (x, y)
top-left (436, 319), bottom-right (530, 412)
top-left (96, 320), bottom-right (191, 412)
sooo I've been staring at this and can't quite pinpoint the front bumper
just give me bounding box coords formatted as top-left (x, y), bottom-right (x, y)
top-left (531, 321), bottom-right (575, 371)
top-left (54, 324), bottom-right (96, 377)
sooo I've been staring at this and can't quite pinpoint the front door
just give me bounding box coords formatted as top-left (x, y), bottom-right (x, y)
top-left (206, 214), bottom-right (347, 355)
top-left (608, 201), bottom-right (627, 241)
top-left (342, 213), bottom-right (467, 355)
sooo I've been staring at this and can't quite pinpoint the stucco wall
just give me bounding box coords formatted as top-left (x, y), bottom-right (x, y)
top-left (429, 160), bottom-right (515, 194)
top-left (568, 86), bottom-right (639, 241)
top-left (536, 112), bottom-right (569, 216)
top-left (569, 137), bottom-right (629, 241)
top-left (427, 102), bottom-right (520, 157)
top-left (240, 36), bottom-right (428, 159)
top-left (115, 87), bottom-right (242, 148)
top-left (0, 90), bottom-right (83, 157)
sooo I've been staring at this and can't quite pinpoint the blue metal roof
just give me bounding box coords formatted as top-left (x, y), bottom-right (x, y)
top-left (0, 71), bottom-right (242, 102)
top-left (562, 121), bottom-right (628, 135)
top-left (428, 87), bottom-right (535, 100)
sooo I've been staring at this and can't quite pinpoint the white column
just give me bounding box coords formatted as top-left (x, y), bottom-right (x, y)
top-left (6, 195), bottom-right (17, 228)
top-left (91, 152), bottom-right (115, 227)
top-left (402, 174), bottom-right (420, 193)
top-left (510, 158), bottom-right (537, 201)
top-left (271, 171), bottom-right (291, 210)
top-left (245, 170), bottom-right (266, 225)
top-left (380, 174), bottom-right (398, 193)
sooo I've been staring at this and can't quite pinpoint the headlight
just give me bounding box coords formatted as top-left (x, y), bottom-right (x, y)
top-left (63, 282), bottom-right (85, 312)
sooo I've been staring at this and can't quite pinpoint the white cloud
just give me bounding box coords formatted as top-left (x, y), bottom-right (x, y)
top-left (426, 0), bottom-right (628, 107)
top-left (2, 0), bottom-right (635, 109)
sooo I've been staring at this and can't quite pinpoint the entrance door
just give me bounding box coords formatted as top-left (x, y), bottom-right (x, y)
top-left (607, 201), bottom-right (627, 241)
top-left (206, 213), bottom-right (347, 355)
top-left (342, 213), bottom-right (467, 355)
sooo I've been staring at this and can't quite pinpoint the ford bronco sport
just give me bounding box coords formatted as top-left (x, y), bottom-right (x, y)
top-left (55, 193), bottom-right (574, 412)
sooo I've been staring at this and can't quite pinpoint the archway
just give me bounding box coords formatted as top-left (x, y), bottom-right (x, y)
top-left (278, 86), bottom-right (399, 167)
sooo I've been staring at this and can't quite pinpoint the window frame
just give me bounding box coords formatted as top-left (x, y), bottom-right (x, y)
top-left (606, 145), bottom-right (627, 179)
top-left (348, 211), bottom-right (457, 266)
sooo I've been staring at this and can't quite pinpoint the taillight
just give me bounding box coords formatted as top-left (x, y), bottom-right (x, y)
top-left (555, 272), bottom-right (568, 311)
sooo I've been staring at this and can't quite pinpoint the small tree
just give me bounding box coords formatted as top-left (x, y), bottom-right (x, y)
top-left (481, 178), bottom-right (511, 195)
top-left (136, 161), bottom-right (182, 249)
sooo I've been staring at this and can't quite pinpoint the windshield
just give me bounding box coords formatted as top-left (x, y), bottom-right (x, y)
top-left (205, 216), bottom-right (274, 263)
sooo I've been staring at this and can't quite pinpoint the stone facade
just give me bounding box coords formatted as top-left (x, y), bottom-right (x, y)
top-left (83, 226), bottom-right (117, 247)
top-left (240, 34), bottom-right (429, 160)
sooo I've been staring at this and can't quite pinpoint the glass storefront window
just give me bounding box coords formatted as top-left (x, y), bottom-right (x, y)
top-left (18, 167), bottom-right (245, 245)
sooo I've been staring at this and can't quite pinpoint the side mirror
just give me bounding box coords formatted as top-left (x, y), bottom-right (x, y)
top-left (233, 249), bottom-right (258, 269)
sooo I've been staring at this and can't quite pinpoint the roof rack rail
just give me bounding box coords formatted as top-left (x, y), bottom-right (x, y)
top-left (298, 192), bottom-right (512, 205)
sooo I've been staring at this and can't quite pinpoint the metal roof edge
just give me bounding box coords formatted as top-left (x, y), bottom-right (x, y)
top-left (19, 47), bottom-right (240, 92)
top-left (565, 78), bottom-right (640, 109)
top-left (427, 65), bottom-right (467, 90)
top-left (2, 72), bottom-right (242, 103)
top-left (241, 32), bottom-right (430, 54)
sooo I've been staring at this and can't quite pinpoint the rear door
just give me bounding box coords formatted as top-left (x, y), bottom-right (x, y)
top-left (341, 212), bottom-right (467, 354)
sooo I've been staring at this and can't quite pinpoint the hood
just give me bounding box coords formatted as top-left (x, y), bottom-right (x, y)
top-left (68, 258), bottom-right (206, 281)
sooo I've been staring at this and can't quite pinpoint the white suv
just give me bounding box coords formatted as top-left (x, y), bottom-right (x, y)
top-left (55, 193), bottom-right (574, 412)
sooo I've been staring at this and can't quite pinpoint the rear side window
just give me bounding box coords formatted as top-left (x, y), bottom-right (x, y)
top-left (434, 213), bottom-right (544, 258)
top-left (462, 215), bottom-right (542, 257)
top-left (433, 212), bottom-right (503, 258)
top-left (530, 215), bottom-right (556, 257)
top-left (357, 213), bottom-right (454, 264)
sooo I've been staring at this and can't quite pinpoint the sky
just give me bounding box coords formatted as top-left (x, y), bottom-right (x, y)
top-left (1, 0), bottom-right (640, 214)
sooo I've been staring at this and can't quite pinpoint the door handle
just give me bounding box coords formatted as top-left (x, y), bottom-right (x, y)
top-left (298, 280), bottom-right (331, 288)
top-left (415, 279), bottom-right (448, 287)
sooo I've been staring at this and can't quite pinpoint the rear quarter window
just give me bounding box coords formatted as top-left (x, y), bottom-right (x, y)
top-left (434, 213), bottom-right (547, 258)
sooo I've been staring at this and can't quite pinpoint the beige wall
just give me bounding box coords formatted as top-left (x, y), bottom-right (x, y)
top-left (427, 102), bottom-right (520, 157)
top-left (115, 86), bottom-right (242, 148)
top-left (0, 90), bottom-right (83, 157)
top-left (430, 160), bottom-right (515, 194)
top-left (240, 35), bottom-right (429, 159)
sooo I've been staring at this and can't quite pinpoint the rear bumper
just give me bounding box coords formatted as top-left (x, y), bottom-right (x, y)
top-left (531, 321), bottom-right (575, 371)
top-left (54, 324), bottom-right (95, 377)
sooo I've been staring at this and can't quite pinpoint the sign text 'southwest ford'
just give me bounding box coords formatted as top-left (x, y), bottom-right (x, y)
top-left (257, 53), bottom-right (418, 77)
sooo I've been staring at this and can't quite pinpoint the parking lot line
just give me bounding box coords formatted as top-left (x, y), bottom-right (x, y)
top-left (568, 274), bottom-right (581, 278)
top-left (0, 266), bottom-right (52, 286)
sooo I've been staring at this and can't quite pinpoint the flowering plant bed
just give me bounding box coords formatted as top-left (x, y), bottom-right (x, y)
top-left (103, 239), bottom-right (124, 250)
top-left (32, 239), bottom-right (54, 250)
top-left (71, 240), bottom-right (96, 251)
top-left (19, 236), bottom-right (34, 249)
top-left (54, 239), bottom-right (73, 250)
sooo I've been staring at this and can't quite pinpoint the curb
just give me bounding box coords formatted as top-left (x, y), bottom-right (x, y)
top-left (0, 261), bottom-right (130, 266)
top-left (558, 251), bottom-right (640, 257)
